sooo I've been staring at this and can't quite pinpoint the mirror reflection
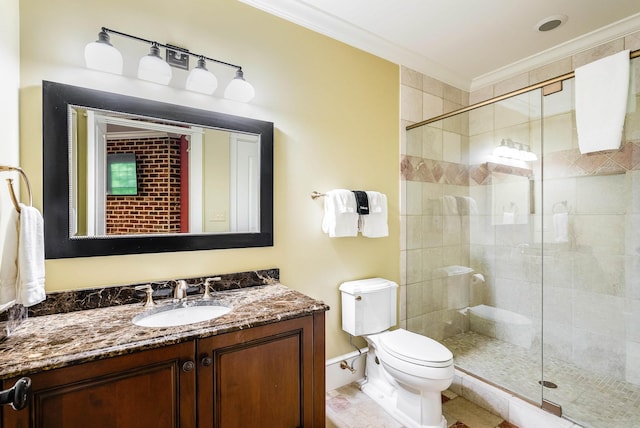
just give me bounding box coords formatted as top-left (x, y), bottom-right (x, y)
top-left (71, 107), bottom-right (260, 237)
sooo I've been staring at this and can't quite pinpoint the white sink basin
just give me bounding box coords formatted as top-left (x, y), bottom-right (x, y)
top-left (133, 301), bottom-right (231, 328)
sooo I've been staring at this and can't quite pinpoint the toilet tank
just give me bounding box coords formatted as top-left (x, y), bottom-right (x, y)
top-left (339, 278), bottom-right (398, 336)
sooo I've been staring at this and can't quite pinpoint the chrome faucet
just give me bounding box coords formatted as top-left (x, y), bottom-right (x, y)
top-left (173, 280), bottom-right (188, 301)
top-left (134, 284), bottom-right (156, 308)
top-left (202, 277), bottom-right (221, 300)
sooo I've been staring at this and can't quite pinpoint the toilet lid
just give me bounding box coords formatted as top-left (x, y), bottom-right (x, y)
top-left (379, 329), bottom-right (453, 368)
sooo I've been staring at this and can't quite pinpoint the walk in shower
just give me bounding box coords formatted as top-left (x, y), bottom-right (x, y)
top-left (403, 51), bottom-right (640, 427)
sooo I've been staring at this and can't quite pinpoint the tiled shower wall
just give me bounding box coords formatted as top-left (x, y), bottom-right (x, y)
top-left (400, 30), bottom-right (640, 385)
top-left (400, 69), bottom-right (470, 333)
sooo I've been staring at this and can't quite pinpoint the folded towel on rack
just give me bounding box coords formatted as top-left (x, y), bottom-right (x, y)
top-left (322, 189), bottom-right (359, 237)
top-left (15, 204), bottom-right (45, 307)
top-left (360, 191), bottom-right (388, 238)
top-left (553, 212), bottom-right (569, 243)
top-left (455, 196), bottom-right (478, 215)
top-left (0, 207), bottom-right (19, 309)
top-left (443, 196), bottom-right (458, 215)
top-left (352, 191), bottom-right (370, 215)
top-left (575, 50), bottom-right (630, 154)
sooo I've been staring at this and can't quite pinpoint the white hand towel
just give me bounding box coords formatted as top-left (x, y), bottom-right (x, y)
top-left (16, 204), bottom-right (46, 307)
top-left (0, 206), bottom-right (19, 310)
top-left (443, 195), bottom-right (458, 215)
top-left (455, 196), bottom-right (478, 215)
top-left (361, 191), bottom-right (388, 238)
top-left (502, 211), bottom-right (515, 225)
top-left (575, 50), bottom-right (630, 154)
top-left (322, 189), bottom-right (358, 237)
top-left (553, 212), bottom-right (569, 243)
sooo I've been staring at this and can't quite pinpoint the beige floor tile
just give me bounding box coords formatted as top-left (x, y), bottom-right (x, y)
top-left (443, 396), bottom-right (503, 428)
top-left (327, 383), bottom-right (404, 428)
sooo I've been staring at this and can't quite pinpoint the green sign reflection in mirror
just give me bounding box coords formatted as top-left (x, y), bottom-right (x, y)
top-left (43, 81), bottom-right (273, 259)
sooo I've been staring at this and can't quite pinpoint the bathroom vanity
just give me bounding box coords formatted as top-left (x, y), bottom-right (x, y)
top-left (0, 282), bottom-right (328, 427)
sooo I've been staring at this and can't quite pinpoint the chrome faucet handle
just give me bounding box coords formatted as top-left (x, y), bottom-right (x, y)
top-left (173, 280), bottom-right (188, 301)
top-left (203, 277), bottom-right (221, 300)
top-left (134, 284), bottom-right (156, 308)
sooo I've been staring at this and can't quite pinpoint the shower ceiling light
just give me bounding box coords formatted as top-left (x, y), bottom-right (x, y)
top-left (535, 15), bottom-right (568, 32)
top-left (84, 27), bottom-right (255, 102)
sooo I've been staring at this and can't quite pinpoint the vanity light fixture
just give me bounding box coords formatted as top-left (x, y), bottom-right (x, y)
top-left (84, 27), bottom-right (255, 102)
top-left (493, 139), bottom-right (538, 162)
top-left (84, 29), bottom-right (123, 75)
top-left (224, 69), bottom-right (256, 103)
top-left (138, 42), bottom-right (173, 85)
top-left (185, 57), bottom-right (218, 95)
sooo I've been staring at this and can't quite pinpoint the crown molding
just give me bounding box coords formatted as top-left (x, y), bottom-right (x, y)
top-left (239, 0), bottom-right (470, 89)
top-left (470, 12), bottom-right (640, 91)
top-left (241, 1), bottom-right (640, 92)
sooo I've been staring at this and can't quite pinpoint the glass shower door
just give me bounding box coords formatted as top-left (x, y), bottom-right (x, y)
top-left (540, 55), bottom-right (640, 426)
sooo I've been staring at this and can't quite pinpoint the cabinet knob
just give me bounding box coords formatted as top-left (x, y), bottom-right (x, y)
top-left (201, 356), bottom-right (212, 367)
top-left (182, 361), bottom-right (195, 372)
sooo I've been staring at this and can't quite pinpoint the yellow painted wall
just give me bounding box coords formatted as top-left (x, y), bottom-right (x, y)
top-left (19, 0), bottom-right (399, 358)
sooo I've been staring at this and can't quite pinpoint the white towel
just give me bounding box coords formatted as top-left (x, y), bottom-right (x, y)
top-left (0, 206), bottom-right (19, 310)
top-left (322, 189), bottom-right (359, 237)
top-left (502, 211), bottom-right (515, 225)
top-left (443, 196), bottom-right (458, 215)
top-left (575, 50), bottom-right (630, 154)
top-left (15, 204), bottom-right (46, 307)
top-left (360, 191), bottom-right (388, 238)
top-left (455, 196), bottom-right (478, 215)
top-left (553, 212), bottom-right (569, 243)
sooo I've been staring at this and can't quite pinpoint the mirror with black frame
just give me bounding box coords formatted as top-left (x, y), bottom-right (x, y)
top-left (43, 81), bottom-right (273, 259)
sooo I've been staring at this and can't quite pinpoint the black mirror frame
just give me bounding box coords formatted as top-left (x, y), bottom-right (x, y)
top-left (42, 81), bottom-right (273, 259)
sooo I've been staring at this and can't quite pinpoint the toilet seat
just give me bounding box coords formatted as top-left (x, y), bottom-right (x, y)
top-left (379, 329), bottom-right (453, 368)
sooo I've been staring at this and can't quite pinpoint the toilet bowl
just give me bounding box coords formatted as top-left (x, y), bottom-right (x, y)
top-left (340, 278), bottom-right (455, 428)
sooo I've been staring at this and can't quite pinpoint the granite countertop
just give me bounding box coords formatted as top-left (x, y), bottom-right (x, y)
top-left (0, 283), bottom-right (329, 380)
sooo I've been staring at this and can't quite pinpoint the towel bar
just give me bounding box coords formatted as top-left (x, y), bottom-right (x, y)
top-left (310, 191), bottom-right (326, 200)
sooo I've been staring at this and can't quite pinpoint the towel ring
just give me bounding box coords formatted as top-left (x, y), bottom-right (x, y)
top-left (0, 166), bottom-right (33, 213)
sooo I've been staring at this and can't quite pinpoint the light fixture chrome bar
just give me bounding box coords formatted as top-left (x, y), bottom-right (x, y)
top-left (101, 27), bottom-right (244, 72)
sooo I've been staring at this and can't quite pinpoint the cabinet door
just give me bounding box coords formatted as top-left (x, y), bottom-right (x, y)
top-left (2, 341), bottom-right (196, 428)
top-left (197, 316), bottom-right (316, 428)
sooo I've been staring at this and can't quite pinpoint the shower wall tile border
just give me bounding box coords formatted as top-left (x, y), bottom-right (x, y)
top-left (401, 142), bottom-right (640, 185)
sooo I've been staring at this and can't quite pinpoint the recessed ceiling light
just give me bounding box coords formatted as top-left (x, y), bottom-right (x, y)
top-left (535, 14), bottom-right (568, 32)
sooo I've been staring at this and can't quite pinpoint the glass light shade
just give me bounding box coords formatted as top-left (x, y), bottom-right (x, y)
top-left (84, 31), bottom-right (123, 75)
top-left (185, 58), bottom-right (218, 94)
top-left (224, 69), bottom-right (255, 102)
top-left (138, 44), bottom-right (172, 85)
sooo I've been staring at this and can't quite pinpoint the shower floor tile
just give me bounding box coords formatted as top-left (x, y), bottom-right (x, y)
top-left (326, 383), bottom-right (517, 428)
top-left (442, 331), bottom-right (640, 428)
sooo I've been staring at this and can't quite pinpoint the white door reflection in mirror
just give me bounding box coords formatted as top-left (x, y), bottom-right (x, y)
top-left (230, 133), bottom-right (260, 233)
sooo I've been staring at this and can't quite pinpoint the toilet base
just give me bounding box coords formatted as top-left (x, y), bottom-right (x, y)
top-left (358, 378), bottom-right (448, 428)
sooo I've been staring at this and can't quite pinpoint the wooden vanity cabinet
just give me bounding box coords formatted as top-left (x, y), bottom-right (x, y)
top-left (2, 341), bottom-right (197, 428)
top-left (2, 312), bottom-right (325, 428)
top-left (197, 313), bottom-right (325, 428)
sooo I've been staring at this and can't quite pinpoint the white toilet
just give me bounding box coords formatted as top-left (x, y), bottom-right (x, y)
top-left (340, 278), bottom-right (454, 428)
